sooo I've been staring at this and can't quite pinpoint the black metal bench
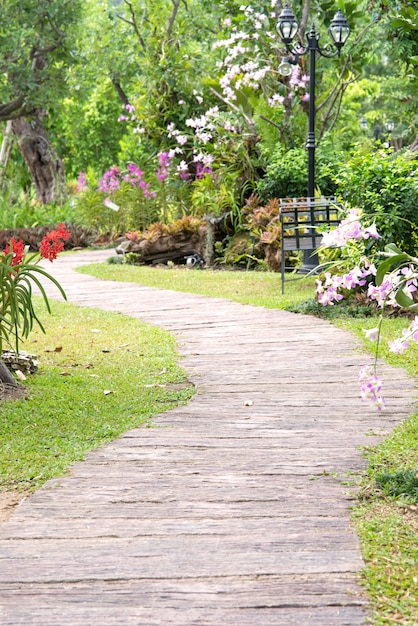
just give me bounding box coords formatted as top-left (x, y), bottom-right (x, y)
top-left (279, 196), bottom-right (341, 292)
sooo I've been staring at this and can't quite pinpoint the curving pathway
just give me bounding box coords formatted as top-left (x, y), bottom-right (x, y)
top-left (0, 249), bottom-right (416, 625)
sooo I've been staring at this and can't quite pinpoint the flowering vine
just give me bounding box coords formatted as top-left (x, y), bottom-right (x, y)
top-left (318, 209), bottom-right (418, 411)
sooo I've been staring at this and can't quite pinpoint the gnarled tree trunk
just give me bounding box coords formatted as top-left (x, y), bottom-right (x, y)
top-left (11, 112), bottom-right (66, 205)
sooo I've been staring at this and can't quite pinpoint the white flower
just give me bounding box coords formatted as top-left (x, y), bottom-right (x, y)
top-left (363, 327), bottom-right (379, 342)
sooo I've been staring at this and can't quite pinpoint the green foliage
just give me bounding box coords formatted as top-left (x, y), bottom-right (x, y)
top-left (334, 149), bottom-right (418, 253)
top-left (256, 146), bottom-right (338, 202)
top-left (376, 470), bottom-right (418, 503)
top-left (0, 0), bottom-right (82, 120)
top-left (0, 192), bottom-right (84, 231)
top-left (190, 174), bottom-right (240, 218)
top-left (286, 297), bottom-right (377, 319)
top-left (74, 189), bottom-right (128, 237)
top-left (56, 80), bottom-right (127, 177)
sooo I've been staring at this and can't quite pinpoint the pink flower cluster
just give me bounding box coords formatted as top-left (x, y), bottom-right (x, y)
top-left (367, 266), bottom-right (417, 308)
top-left (98, 166), bottom-right (121, 193)
top-left (320, 209), bottom-right (380, 248)
top-left (364, 316), bottom-right (418, 356)
top-left (316, 262), bottom-right (376, 305)
top-left (123, 162), bottom-right (143, 187)
top-left (319, 211), bottom-right (418, 410)
top-left (118, 103), bottom-right (136, 123)
top-left (214, 5), bottom-right (309, 107)
top-left (76, 172), bottom-right (88, 193)
top-left (98, 164), bottom-right (156, 199)
top-left (388, 316), bottom-right (418, 354)
top-left (358, 366), bottom-right (385, 412)
top-left (214, 5), bottom-right (272, 101)
top-left (156, 152), bottom-right (172, 182)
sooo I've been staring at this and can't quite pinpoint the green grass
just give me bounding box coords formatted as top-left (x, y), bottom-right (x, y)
top-left (0, 298), bottom-right (194, 491)
top-left (80, 261), bottom-right (418, 625)
top-left (78, 261), bottom-right (316, 308)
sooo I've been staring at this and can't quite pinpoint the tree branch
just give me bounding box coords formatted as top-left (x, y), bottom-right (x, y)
top-left (0, 96), bottom-right (27, 122)
top-left (300, 0), bottom-right (311, 41)
top-left (111, 78), bottom-right (129, 105)
top-left (118, 0), bottom-right (146, 50)
top-left (259, 114), bottom-right (282, 131)
top-left (167, 0), bottom-right (182, 42)
top-left (209, 87), bottom-right (257, 137)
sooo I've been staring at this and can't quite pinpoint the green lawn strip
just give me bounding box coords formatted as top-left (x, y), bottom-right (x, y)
top-left (0, 298), bottom-right (194, 492)
top-left (80, 261), bottom-right (418, 623)
top-left (78, 261), bottom-right (315, 308)
top-left (352, 504), bottom-right (418, 625)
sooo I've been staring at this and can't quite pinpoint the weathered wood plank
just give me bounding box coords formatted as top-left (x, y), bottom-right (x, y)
top-left (0, 605), bottom-right (366, 626)
top-left (0, 515), bottom-right (353, 540)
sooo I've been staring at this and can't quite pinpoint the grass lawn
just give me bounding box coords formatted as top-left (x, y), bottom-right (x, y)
top-left (0, 299), bottom-right (194, 493)
top-left (79, 260), bottom-right (418, 625)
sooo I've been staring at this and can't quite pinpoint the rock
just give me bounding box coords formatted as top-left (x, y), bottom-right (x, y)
top-left (2, 350), bottom-right (39, 376)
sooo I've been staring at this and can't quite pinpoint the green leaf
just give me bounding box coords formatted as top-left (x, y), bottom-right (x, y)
top-left (376, 254), bottom-right (410, 286)
top-left (395, 289), bottom-right (415, 309)
top-left (384, 243), bottom-right (403, 255)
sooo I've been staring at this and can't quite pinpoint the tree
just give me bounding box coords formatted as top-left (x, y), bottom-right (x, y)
top-left (0, 0), bottom-right (82, 202)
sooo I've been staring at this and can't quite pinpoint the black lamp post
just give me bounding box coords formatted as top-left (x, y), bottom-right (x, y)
top-left (276, 4), bottom-right (350, 271)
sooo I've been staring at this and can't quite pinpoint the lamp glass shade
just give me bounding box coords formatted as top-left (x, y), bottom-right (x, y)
top-left (385, 120), bottom-right (395, 132)
top-left (278, 57), bottom-right (293, 76)
top-left (328, 10), bottom-right (350, 47)
top-left (277, 4), bottom-right (298, 43)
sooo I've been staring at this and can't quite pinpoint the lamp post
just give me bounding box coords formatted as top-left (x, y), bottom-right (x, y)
top-left (276, 4), bottom-right (350, 272)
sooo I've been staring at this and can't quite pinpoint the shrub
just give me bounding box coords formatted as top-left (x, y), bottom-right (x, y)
top-left (334, 149), bottom-right (418, 254)
top-left (256, 146), bottom-right (338, 202)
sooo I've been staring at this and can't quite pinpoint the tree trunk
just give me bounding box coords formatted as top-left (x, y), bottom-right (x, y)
top-left (11, 112), bottom-right (66, 205)
top-left (0, 120), bottom-right (14, 189)
top-left (0, 359), bottom-right (19, 387)
top-left (409, 133), bottom-right (418, 153)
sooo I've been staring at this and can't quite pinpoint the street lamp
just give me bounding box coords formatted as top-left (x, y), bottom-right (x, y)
top-left (360, 117), bottom-right (368, 131)
top-left (276, 3), bottom-right (350, 271)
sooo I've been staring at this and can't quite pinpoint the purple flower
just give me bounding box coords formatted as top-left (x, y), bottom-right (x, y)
top-left (139, 179), bottom-right (156, 198)
top-left (364, 327), bottom-right (379, 342)
top-left (388, 338), bottom-right (409, 354)
top-left (158, 152), bottom-right (171, 168)
top-left (76, 172), bottom-right (88, 193)
top-left (98, 167), bottom-right (121, 193)
top-left (364, 223), bottom-right (380, 239)
top-left (123, 163), bottom-right (144, 187)
top-left (196, 163), bottom-right (213, 179)
top-left (358, 366), bottom-right (385, 411)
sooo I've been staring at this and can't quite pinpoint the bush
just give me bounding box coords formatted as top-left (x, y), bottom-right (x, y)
top-left (256, 146), bottom-right (338, 202)
top-left (334, 148), bottom-right (418, 254)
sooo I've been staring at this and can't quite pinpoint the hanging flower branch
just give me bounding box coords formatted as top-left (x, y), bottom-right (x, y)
top-left (317, 209), bottom-right (418, 411)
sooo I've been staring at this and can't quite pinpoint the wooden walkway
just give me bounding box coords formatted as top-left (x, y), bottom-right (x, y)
top-left (0, 250), bottom-right (415, 625)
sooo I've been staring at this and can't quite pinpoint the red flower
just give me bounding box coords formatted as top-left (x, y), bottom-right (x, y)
top-left (56, 223), bottom-right (71, 241)
top-left (39, 224), bottom-right (70, 262)
top-left (4, 238), bottom-right (25, 266)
